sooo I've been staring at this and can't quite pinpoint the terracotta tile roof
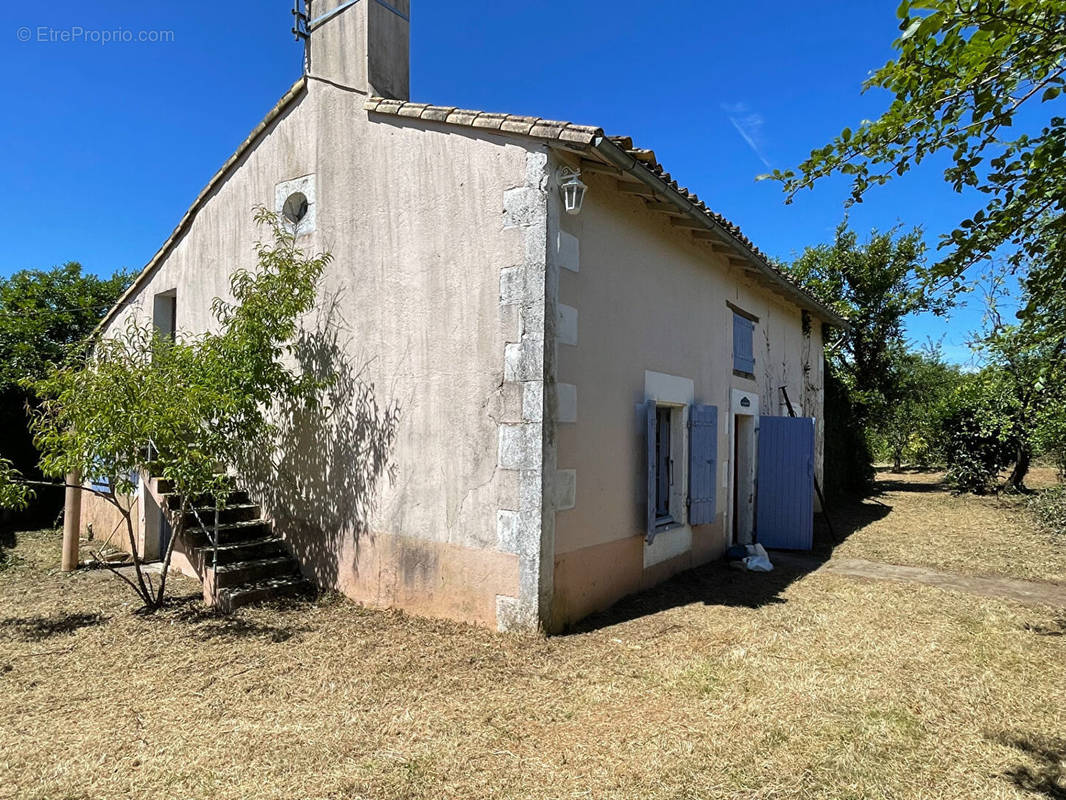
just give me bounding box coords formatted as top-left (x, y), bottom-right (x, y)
top-left (364, 97), bottom-right (603, 145)
top-left (367, 98), bottom-right (844, 325)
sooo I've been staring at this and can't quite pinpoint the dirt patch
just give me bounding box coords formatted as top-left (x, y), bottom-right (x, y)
top-left (825, 557), bottom-right (1066, 607)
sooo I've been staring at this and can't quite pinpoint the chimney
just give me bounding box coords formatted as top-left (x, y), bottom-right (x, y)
top-left (305, 0), bottom-right (410, 100)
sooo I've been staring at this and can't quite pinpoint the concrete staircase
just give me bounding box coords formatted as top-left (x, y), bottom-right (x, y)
top-left (159, 482), bottom-right (313, 612)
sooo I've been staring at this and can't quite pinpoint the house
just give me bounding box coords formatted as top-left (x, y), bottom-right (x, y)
top-left (79, 0), bottom-right (845, 633)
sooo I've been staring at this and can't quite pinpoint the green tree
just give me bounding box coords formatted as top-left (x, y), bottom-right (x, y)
top-left (4, 209), bottom-right (333, 609)
top-left (1035, 403), bottom-right (1066, 479)
top-left (0, 263), bottom-right (133, 527)
top-left (973, 269), bottom-right (1066, 490)
top-left (0, 262), bottom-right (133, 389)
top-left (874, 345), bottom-right (962, 471)
top-left (770, 0), bottom-right (1066, 308)
top-left (940, 370), bottom-right (1017, 493)
top-left (790, 223), bottom-right (936, 425)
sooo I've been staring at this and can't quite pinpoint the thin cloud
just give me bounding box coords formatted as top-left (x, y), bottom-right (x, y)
top-left (722, 102), bottom-right (772, 169)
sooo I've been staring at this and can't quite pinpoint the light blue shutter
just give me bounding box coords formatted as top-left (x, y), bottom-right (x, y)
top-left (688, 404), bottom-right (718, 525)
top-left (733, 315), bottom-right (755, 374)
top-left (645, 400), bottom-right (658, 541)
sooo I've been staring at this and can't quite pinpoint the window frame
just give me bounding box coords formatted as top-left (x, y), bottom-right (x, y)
top-left (651, 401), bottom-right (686, 532)
top-left (730, 306), bottom-right (757, 379)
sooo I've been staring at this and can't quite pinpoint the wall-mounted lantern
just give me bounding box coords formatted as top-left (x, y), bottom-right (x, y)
top-left (557, 167), bottom-right (588, 216)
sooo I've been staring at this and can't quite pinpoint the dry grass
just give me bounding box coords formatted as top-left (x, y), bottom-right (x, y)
top-left (831, 468), bottom-right (1066, 585)
top-left (1, 479), bottom-right (1065, 799)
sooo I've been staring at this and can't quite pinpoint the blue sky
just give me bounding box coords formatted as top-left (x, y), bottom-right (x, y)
top-left (0, 1), bottom-right (1010, 364)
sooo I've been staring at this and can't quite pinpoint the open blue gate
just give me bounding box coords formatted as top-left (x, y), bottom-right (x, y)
top-left (756, 416), bottom-right (815, 550)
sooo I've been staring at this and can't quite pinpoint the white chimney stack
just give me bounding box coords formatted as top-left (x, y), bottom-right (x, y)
top-left (305, 0), bottom-right (410, 100)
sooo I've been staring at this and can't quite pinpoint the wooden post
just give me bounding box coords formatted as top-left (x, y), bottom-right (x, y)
top-left (61, 470), bottom-right (82, 572)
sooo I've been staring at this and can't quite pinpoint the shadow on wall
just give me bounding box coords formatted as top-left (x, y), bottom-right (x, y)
top-left (237, 292), bottom-right (401, 591)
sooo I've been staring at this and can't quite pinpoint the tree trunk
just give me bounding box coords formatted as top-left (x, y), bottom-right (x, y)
top-left (1006, 441), bottom-right (1032, 493)
top-left (893, 452), bottom-right (902, 473)
top-left (61, 470), bottom-right (82, 571)
top-left (119, 503), bottom-right (153, 606)
top-left (153, 497), bottom-right (186, 607)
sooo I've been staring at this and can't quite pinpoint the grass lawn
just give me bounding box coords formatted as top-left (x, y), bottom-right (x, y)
top-left (833, 467), bottom-right (1066, 585)
top-left (0, 472), bottom-right (1063, 799)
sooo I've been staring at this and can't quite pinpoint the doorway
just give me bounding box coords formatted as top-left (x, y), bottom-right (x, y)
top-left (730, 389), bottom-right (759, 545)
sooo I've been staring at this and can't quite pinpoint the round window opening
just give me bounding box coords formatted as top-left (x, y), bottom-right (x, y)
top-left (282, 191), bottom-right (309, 224)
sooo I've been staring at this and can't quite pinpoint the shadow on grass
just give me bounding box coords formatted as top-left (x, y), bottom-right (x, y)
top-left (157, 592), bottom-right (313, 643)
top-left (873, 477), bottom-right (949, 495)
top-left (0, 527), bottom-right (17, 570)
top-left (569, 492), bottom-right (893, 633)
top-left (1023, 617), bottom-right (1066, 637)
top-left (1, 611), bottom-right (107, 641)
top-left (995, 732), bottom-right (1066, 799)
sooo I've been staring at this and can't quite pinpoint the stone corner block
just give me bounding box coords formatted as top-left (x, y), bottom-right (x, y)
top-left (554, 469), bottom-right (577, 511)
top-left (496, 595), bottom-right (537, 633)
top-left (556, 231), bottom-right (580, 273)
top-left (556, 383), bottom-right (577, 424)
top-left (498, 423), bottom-right (542, 470)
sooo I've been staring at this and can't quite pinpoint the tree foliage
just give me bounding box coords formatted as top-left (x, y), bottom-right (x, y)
top-left (770, 0), bottom-right (1066, 306)
top-left (940, 371), bottom-right (1018, 493)
top-left (0, 262), bottom-right (133, 390)
top-left (0, 458), bottom-right (31, 511)
top-left (3, 209), bottom-right (333, 609)
top-left (0, 263), bottom-right (133, 526)
top-left (821, 361), bottom-right (875, 500)
top-left (872, 345), bottom-right (962, 471)
top-left (970, 267), bottom-right (1066, 490)
top-left (790, 223), bottom-right (936, 425)
top-left (1035, 405), bottom-right (1066, 479)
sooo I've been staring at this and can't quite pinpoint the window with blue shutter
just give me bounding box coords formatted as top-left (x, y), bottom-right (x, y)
top-left (646, 401), bottom-right (684, 542)
top-left (645, 401), bottom-right (657, 538)
top-left (733, 313), bottom-right (755, 376)
top-left (688, 404), bottom-right (718, 525)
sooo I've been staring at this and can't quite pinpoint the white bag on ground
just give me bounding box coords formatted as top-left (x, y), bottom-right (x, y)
top-left (742, 543), bottom-right (774, 572)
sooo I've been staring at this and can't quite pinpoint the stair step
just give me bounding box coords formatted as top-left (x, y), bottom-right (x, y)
top-left (207, 555), bottom-right (299, 588)
top-left (184, 519), bottom-right (273, 545)
top-left (214, 575), bottom-right (314, 612)
top-left (165, 490), bottom-right (249, 510)
top-left (155, 476), bottom-right (234, 495)
top-left (195, 536), bottom-right (286, 566)
top-left (181, 503), bottom-right (260, 527)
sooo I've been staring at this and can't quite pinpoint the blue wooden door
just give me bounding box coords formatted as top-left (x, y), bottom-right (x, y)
top-left (756, 416), bottom-right (815, 550)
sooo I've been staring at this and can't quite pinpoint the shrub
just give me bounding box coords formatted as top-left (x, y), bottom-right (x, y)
top-left (941, 378), bottom-right (1015, 494)
top-left (1029, 486), bottom-right (1066, 537)
top-left (1034, 406), bottom-right (1066, 480)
